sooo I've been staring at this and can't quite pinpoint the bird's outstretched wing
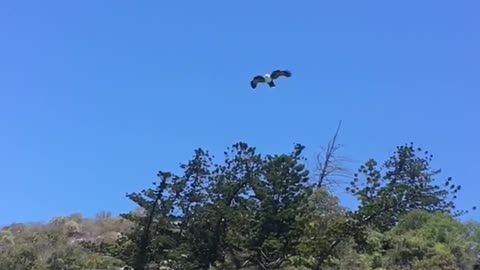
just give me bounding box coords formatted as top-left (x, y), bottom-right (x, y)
top-left (250, 75), bottom-right (265, 89)
top-left (270, 70), bottom-right (292, 79)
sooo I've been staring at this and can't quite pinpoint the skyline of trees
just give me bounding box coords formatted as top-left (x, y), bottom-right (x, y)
top-left (1, 135), bottom-right (478, 269)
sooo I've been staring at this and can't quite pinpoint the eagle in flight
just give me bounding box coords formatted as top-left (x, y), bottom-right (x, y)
top-left (250, 69), bottom-right (292, 89)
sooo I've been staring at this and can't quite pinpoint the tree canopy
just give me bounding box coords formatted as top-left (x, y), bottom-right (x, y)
top-left (1, 140), bottom-right (478, 270)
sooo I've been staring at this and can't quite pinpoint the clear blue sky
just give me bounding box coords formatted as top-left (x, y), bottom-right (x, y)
top-left (1, 1), bottom-right (479, 226)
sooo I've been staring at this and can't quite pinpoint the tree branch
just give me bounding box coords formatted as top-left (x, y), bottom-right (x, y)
top-left (316, 120), bottom-right (349, 189)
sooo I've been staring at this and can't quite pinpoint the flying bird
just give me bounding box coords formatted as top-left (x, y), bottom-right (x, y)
top-left (250, 69), bottom-right (292, 89)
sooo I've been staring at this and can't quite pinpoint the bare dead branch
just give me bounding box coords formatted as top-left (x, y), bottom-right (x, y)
top-left (315, 120), bottom-right (351, 189)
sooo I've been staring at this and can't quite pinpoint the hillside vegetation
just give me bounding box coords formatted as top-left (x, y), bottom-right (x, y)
top-left (2, 139), bottom-right (480, 270)
top-left (0, 211), bottom-right (132, 269)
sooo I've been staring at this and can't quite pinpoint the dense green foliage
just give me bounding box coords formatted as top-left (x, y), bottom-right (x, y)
top-left (1, 141), bottom-right (478, 270)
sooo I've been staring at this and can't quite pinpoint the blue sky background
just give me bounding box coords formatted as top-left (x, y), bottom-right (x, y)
top-left (1, 0), bottom-right (479, 226)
